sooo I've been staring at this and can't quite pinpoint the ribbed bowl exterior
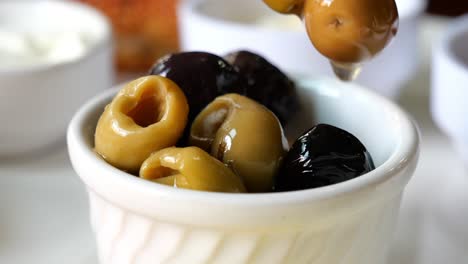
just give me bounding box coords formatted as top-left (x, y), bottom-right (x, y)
top-left (88, 190), bottom-right (403, 264)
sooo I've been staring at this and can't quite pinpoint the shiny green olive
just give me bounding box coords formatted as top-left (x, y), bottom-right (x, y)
top-left (94, 76), bottom-right (189, 173)
top-left (304, 0), bottom-right (398, 63)
top-left (140, 147), bottom-right (246, 193)
top-left (190, 94), bottom-right (288, 192)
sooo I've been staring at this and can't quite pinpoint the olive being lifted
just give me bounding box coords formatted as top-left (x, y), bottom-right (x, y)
top-left (274, 124), bottom-right (375, 192)
top-left (140, 147), bottom-right (246, 193)
top-left (304, 0), bottom-right (398, 64)
top-left (224, 50), bottom-right (299, 125)
top-left (262, 0), bottom-right (399, 81)
top-left (190, 94), bottom-right (288, 193)
top-left (148, 52), bottom-right (246, 131)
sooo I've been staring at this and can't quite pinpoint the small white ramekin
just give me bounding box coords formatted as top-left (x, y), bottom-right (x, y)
top-left (0, 0), bottom-right (113, 156)
top-left (431, 14), bottom-right (468, 165)
top-left (68, 78), bottom-right (419, 264)
top-left (178, 0), bottom-right (426, 99)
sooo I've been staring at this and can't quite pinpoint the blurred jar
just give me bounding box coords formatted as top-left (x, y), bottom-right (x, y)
top-left (77, 0), bottom-right (180, 72)
top-left (427, 0), bottom-right (468, 16)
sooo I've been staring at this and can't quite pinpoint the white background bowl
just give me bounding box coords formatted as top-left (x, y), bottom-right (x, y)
top-left (0, 0), bottom-right (113, 157)
top-left (431, 14), bottom-right (468, 165)
top-left (179, 0), bottom-right (426, 99)
top-left (68, 78), bottom-right (419, 264)
top-left (429, 14), bottom-right (468, 247)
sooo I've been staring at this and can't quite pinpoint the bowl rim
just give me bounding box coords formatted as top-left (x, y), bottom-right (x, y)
top-left (0, 0), bottom-right (112, 75)
top-left (179, 0), bottom-right (427, 34)
top-left (67, 76), bottom-right (419, 208)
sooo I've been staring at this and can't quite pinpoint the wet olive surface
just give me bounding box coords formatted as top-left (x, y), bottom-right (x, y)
top-left (274, 124), bottom-right (375, 192)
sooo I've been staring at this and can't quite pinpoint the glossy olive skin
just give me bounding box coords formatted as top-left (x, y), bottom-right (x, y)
top-left (224, 50), bottom-right (299, 125)
top-left (149, 52), bottom-right (247, 143)
top-left (304, 0), bottom-right (398, 63)
top-left (274, 124), bottom-right (375, 192)
top-left (94, 76), bottom-right (189, 173)
top-left (140, 147), bottom-right (246, 193)
top-left (190, 94), bottom-right (288, 192)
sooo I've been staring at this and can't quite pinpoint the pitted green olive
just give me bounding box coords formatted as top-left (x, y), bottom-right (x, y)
top-left (140, 147), bottom-right (246, 193)
top-left (190, 94), bottom-right (288, 192)
top-left (94, 76), bottom-right (189, 173)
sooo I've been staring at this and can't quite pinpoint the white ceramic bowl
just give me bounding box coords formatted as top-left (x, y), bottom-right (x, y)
top-left (0, 0), bottom-right (113, 156)
top-left (68, 77), bottom-right (419, 264)
top-left (431, 14), bottom-right (468, 165)
top-left (179, 0), bottom-right (426, 99)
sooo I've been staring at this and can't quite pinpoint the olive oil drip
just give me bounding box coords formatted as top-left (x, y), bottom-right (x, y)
top-left (330, 61), bottom-right (362, 81)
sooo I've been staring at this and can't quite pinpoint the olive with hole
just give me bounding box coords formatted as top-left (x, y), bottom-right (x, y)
top-left (274, 124), bottom-right (375, 192)
top-left (94, 76), bottom-right (189, 173)
top-left (190, 94), bottom-right (288, 192)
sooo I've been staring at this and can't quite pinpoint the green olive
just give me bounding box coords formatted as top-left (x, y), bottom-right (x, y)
top-left (140, 147), bottom-right (246, 193)
top-left (190, 94), bottom-right (288, 193)
top-left (304, 0), bottom-right (398, 63)
top-left (94, 76), bottom-right (189, 173)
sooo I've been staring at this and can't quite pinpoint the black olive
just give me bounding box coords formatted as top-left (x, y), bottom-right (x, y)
top-left (224, 50), bottom-right (299, 125)
top-left (149, 52), bottom-right (247, 144)
top-left (274, 124), bottom-right (375, 191)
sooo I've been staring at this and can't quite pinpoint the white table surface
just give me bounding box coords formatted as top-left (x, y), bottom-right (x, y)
top-left (0, 16), bottom-right (466, 264)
